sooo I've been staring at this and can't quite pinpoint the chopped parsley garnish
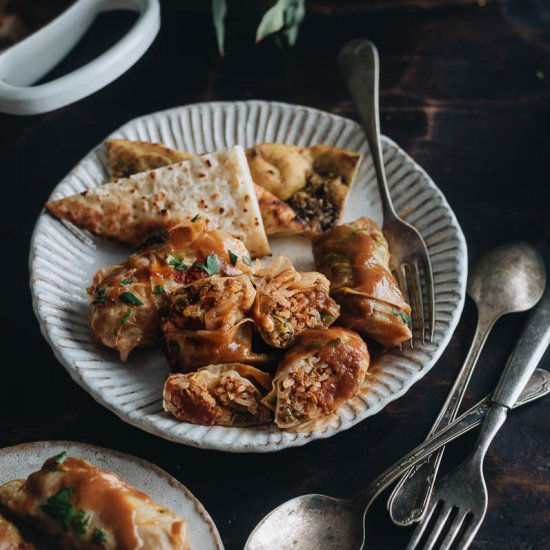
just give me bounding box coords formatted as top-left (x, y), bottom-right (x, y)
top-left (169, 341), bottom-right (180, 354)
top-left (195, 254), bottom-right (220, 276)
top-left (228, 250), bottom-right (238, 266)
top-left (321, 313), bottom-right (335, 325)
top-left (153, 285), bottom-right (165, 295)
top-left (119, 278), bottom-right (134, 286)
top-left (40, 486), bottom-right (76, 528)
top-left (92, 289), bottom-right (114, 305)
top-left (120, 308), bottom-right (132, 327)
top-left (191, 213), bottom-right (201, 222)
top-left (119, 292), bottom-right (143, 306)
top-left (55, 451), bottom-right (68, 465)
top-left (392, 308), bottom-right (411, 324)
top-left (138, 229), bottom-right (170, 250)
top-left (91, 527), bottom-right (108, 544)
top-left (242, 255), bottom-right (252, 267)
top-left (169, 257), bottom-right (188, 271)
top-left (75, 510), bottom-right (91, 536)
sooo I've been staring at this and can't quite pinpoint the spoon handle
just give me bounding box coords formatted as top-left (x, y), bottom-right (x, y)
top-left (354, 368), bottom-right (550, 514)
top-left (387, 309), bottom-right (497, 525)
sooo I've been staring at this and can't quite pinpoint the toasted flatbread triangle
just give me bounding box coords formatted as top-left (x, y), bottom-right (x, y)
top-left (246, 144), bottom-right (362, 232)
top-left (106, 139), bottom-right (309, 236)
top-left (46, 146), bottom-right (270, 258)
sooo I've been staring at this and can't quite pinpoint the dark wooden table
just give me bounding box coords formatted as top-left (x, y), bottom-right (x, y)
top-left (1, 1), bottom-right (549, 548)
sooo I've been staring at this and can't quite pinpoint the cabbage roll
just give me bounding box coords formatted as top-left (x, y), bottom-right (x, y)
top-left (0, 454), bottom-right (189, 550)
top-left (0, 513), bottom-right (35, 550)
top-left (165, 274), bottom-right (256, 331)
top-left (263, 327), bottom-right (370, 432)
top-left (312, 217), bottom-right (412, 347)
top-left (162, 319), bottom-right (271, 372)
top-left (251, 256), bottom-right (340, 348)
top-left (163, 364), bottom-right (273, 426)
top-left (88, 219), bottom-right (252, 360)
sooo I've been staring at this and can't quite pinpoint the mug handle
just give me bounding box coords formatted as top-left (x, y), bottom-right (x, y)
top-left (0, 0), bottom-right (160, 115)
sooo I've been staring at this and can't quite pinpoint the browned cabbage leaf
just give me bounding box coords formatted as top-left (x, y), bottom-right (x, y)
top-left (163, 364), bottom-right (273, 426)
top-left (88, 219), bottom-right (251, 360)
top-left (312, 217), bottom-right (412, 348)
top-left (263, 327), bottom-right (370, 432)
top-left (251, 256), bottom-right (340, 348)
top-left (0, 455), bottom-right (189, 550)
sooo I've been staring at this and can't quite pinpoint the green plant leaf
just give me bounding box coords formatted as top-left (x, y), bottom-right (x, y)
top-left (212, 0), bottom-right (227, 55)
top-left (256, 0), bottom-right (286, 43)
top-left (284, 0), bottom-right (306, 46)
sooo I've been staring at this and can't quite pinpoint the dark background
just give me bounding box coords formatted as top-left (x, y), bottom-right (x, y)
top-left (1, 1), bottom-right (549, 548)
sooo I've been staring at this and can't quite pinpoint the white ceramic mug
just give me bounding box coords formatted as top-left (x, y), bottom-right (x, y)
top-left (0, 0), bottom-right (160, 115)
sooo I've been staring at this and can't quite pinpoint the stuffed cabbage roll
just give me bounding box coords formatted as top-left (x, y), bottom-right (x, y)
top-left (88, 219), bottom-right (252, 360)
top-left (0, 454), bottom-right (189, 550)
top-left (0, 513), bottom-right (35, 550)
top-left (163, 364), bottom-right (273, 426)
top-left (162, 319), bottom-right (271, 372)
top-left (251, 256), bottom-right (340, 348)
top-left (263, 327), bottom-right (370, 432)
top-left (165, 274), bottom-right (256, 331)
top-left (312, 217), bottom-right (412, 347)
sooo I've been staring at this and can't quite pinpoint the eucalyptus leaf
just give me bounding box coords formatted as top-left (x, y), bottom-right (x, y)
top-left (212, 0), bottom-right (227, 55)
top-left (256, 0), bottom-right (286, 43)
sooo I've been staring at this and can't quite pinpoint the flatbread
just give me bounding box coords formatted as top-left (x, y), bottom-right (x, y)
top-left (46, 146), bottom-right (271, 258)
top-left (246, 144), bottom-right (362, 232)
top-left (107, 139), bottom-right (308, 236)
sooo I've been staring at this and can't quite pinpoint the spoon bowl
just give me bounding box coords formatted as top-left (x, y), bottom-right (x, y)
top-left (467, 241), bottom-right (545, 316)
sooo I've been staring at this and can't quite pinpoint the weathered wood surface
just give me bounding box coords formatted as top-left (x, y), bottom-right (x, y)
top-left (0, 1), bottom-right (549, 548)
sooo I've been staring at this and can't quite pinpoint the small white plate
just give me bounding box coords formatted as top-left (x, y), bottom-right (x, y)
top-left (30, 100), bottom-right (467, 452)
top-left (0, 441), bottom-right (223, 549)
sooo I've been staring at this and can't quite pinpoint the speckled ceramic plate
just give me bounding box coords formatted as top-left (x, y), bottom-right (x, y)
top-left (30, 100), bottom-right (467, 452)
top-left (0, 440), bottom-right (223, 549)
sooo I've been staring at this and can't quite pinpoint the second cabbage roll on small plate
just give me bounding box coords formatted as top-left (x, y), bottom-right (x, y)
top-left (263, 327), bottom-right (370, 433)
top-left (312, 217), bottom-right (412, 348)
top-left (251, 256), bottom-right (340, 348)
top-left (163, 364), bottom-right (273, 426)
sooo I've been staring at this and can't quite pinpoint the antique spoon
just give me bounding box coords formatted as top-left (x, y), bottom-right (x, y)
top-left (388, 241), bottom-right (546, 525)
top-left (244, 368), bottom-right (550, 550)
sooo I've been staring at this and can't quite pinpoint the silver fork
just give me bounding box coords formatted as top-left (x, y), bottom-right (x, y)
top-left (339, 39), bottom-right (435, 344)
top-left (407, 287), bottom-right (550, 550)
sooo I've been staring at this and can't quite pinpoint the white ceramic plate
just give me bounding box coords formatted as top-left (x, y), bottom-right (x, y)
top-left (30, 100), bottom-right (467, 452)
top-left (0, 440), bottom-right (223, 549)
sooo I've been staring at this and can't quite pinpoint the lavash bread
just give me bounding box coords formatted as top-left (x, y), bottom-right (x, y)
top-left (46, 146), bottom-right (271, 258)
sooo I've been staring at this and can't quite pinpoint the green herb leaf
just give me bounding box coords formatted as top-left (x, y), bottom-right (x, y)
top-left (284, 0), bottom-right (306, 46)
top-left (211, 0), bottom-right (227, 55)
top-left (169, 257), bottom-right (188, 271)
top-left (256, 0), bottom-right (286, 43)
top-left (75, 510), bottom-right (91, 536)
top-left (138, 229), bottom-right (170, 251)
top-left (392, 308), bottom-right (411, 324)
top-left (92, 289), bottom-right (107, 305)
top-left (191, 213), bottom-right (201, 222)
top-left (40, 487), bottom-right (76, 528)
top-left (228, 250), bottom-right (238, 266)
top-left (119, 292), bottom-right (143, 306)
top-left (91, 527), bottom-right (108, 544)
top-left (195, 254), bottom-right (220, 276)
top-left (242, 255), bottom-right (252, 267)
top-left (119, 278), bottom-right (134, 286)
top-left (55, 451), bottom-right (68, 465)
top-left (153, 285), bottom-right (165, 295)
top-left (169, 341), bottom-right (180, 354)
top-left (120, 308), bottom-right (132, 327)
top-left (321, 313), bottom-right (334, 325)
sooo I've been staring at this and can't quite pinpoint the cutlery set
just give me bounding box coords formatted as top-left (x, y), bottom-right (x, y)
top-left (245, 39), bottom-right (550, 550)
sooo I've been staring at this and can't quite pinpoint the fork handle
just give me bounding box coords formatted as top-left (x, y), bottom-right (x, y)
top-left (339, 39), bottom-right (397, 221)
top-left (387, 308), bottom-right (498, 525)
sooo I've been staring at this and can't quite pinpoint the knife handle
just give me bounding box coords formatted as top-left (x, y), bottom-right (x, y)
top-left (493, 287), bottom-right (550, 408)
